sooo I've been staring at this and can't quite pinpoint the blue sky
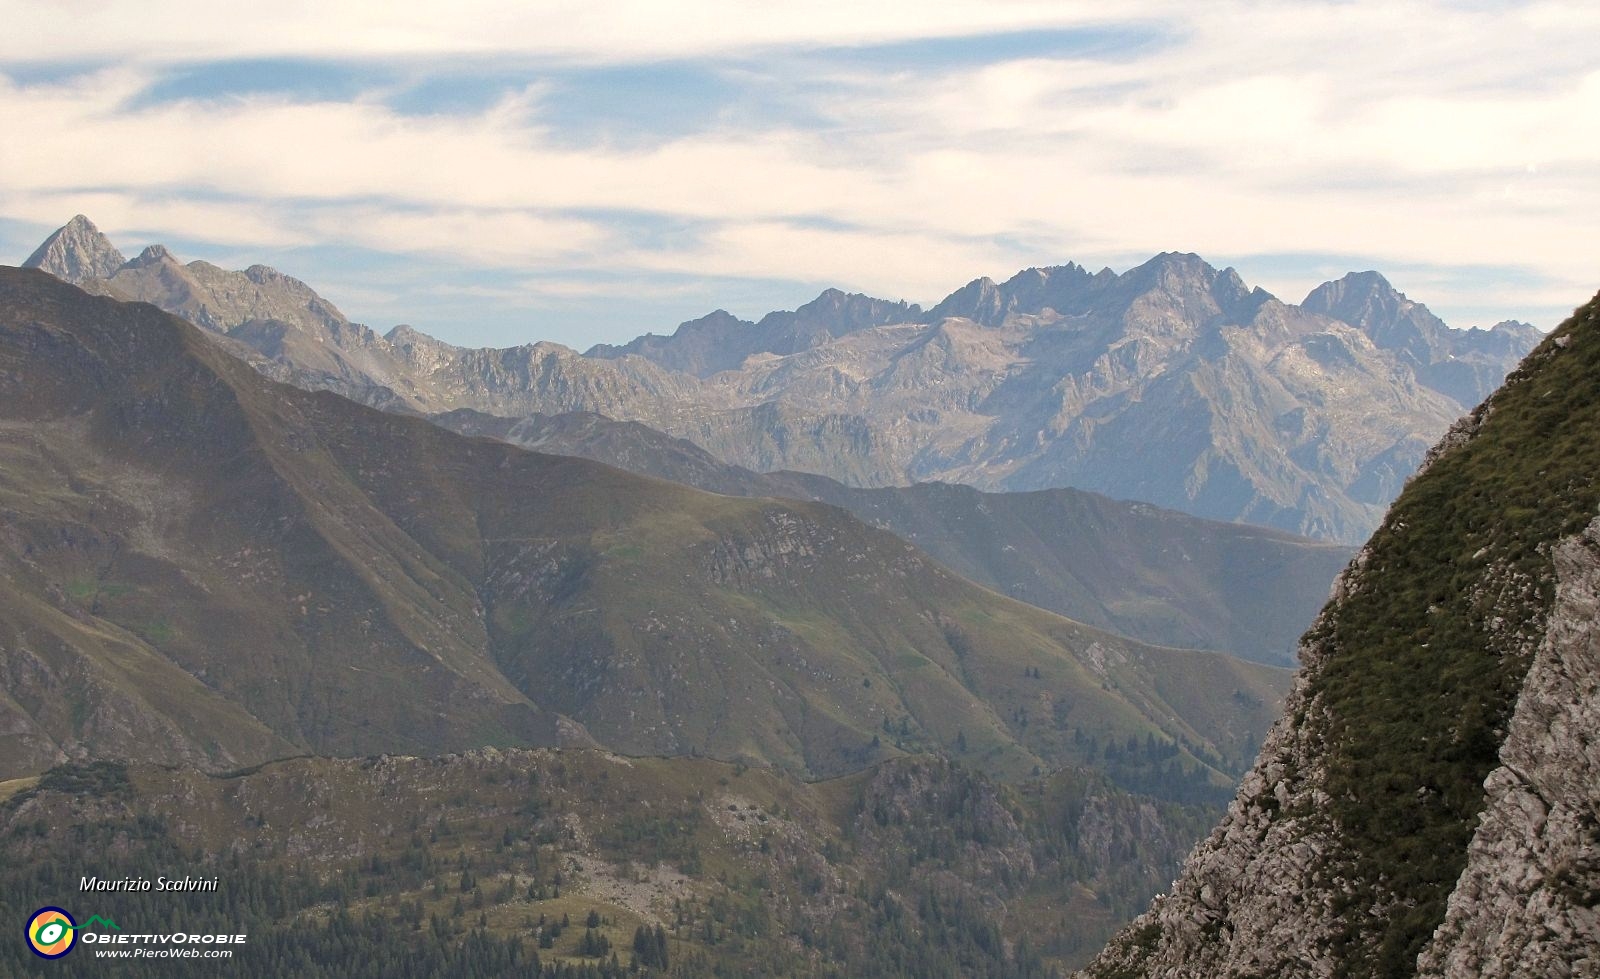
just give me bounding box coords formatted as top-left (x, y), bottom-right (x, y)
top-left (1, 1), bottom-right (1596, 349)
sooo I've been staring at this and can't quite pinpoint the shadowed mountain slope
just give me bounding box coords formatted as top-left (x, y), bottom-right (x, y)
top-left (0, 268), bottom-right (1287, 791)
top-left (438, 408), bottom-right (1352, 665)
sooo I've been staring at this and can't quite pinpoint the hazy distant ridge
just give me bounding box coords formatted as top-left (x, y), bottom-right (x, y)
top-left (24, 217), bottom-right (1539, 542)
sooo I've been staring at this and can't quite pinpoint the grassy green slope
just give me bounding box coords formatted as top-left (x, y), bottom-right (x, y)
top-left (0, 268), bottom-right (1287, 794)
top-left (0, 275), bottom-right (562, 772)
top-left (772, 477), bottom-right (1351, 666)
top-left (1295, 293), bottom-right (1600, 976)
top-left (310, 386), bottom-right (1287, 786)
top-left (438, 410), bottom-right (1352, 665)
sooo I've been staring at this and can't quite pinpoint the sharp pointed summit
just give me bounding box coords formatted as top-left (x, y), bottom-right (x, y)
top-left (924, 275), bottom-right (1008, 325)
top-left (1302, 270), bottom-right (1439, 343)
top-left (127, 243), bottom-right (178, 268)
top-left (1305, 270), bottom-right (1539, 406)
top-left (22, 214), bottom-right (126, 284)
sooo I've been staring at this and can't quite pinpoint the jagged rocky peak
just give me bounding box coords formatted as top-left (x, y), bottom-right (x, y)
top-left (771, 286), bottom-right (921, 335)
top-left (1121, 251), bottom-right (1216, 292)
top-left (993, 262), bottom-right (1096, 315)
top-left (1302, 269), bottom-right (1408, 323)
top-left (590, 308), bottom-right (750, 357)
top-left (15, 216), bottom-right (1543, 544)
top-left (794, 286), bottom-right (854, 314)
top-left (19, 219), bottom-right (383, 364)
top-left (127, 243), bottom-right (178, 268)
top-left (1475, 319), bottom-right (1545, 354)
top-left (1491, 318), bottom-right (1535, 333)
top-left (385, 323), bottom-right (459, 354)
top-left (1199, 264), bottom-right (1276, 322)
top-left (384, 324), bottom-right (428, 344)
top-left (22, 214), bottom-right (126, 283)
top-left (1105, 252), bottom-right (1276, 334)
top-left (683, 308), bottom-right (747, 333)
top-left (1212, 265), bottom-right (1246, 295)
top-left (1303, 270), bottom-right (1453, 360)
top-left (586, 291), bottom-right (921, 376)
top-left (243, 263), bottom-right (298, 286)
top-left (924, 275), bottom-right (1007, 325)
top-left (924, 255), bottom-right (1268, 329)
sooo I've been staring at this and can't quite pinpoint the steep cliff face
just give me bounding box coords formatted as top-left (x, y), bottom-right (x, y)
top-left (1081, 291), bottom-right (1600, 979)
top-left (1416, 517), bottom-right (1600, 978)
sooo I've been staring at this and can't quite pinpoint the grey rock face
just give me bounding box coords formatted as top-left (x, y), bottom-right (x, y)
top-left (1416, 517), bottom-right (1600, 979)
top-left (1305, 271), bottom-right (1543, 407)
top-left (22, 215), bottom-right (126, 283)
top-left (1082, 513), bottom-right (1600, 979)
top-left (1070, 631), bottom-right (1351, 978)
top-left (595, 253), bottom-right (1530, 542)
top-left (586, 288), bottom-right (922, 377)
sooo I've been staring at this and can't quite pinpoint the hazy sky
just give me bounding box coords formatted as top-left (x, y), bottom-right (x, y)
top-left (2, 1), bottom-right (1596, 348)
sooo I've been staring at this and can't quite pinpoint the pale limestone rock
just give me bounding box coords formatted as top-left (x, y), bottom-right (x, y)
top-left (1417, 516), bottom-right (1600, 979)
top-left (22, 215), bottom-right (125, 283)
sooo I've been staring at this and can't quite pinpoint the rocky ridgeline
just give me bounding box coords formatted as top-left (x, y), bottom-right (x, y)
top-left (22, 218), bottom-right (1538, 543)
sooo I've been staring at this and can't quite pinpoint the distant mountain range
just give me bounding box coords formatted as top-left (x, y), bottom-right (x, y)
top-left (21, 216), bottom-right (1358, 667)
top-left (25, 216), bottom-right (1540, 542)
top-left (0, 267), bottom-right (1287, 791)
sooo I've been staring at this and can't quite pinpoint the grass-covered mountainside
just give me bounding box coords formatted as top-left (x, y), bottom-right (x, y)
top-left (0, 753), bottom-right (1219, 977)
top-left (1082, 291), bottom-right (1600, 978)
top-left (0, 268), bottom-right (1286, 793)
top-left (439, 408), bottom-right (1351, 665)
top-left (1301, 291), bottom-right (1600, 975)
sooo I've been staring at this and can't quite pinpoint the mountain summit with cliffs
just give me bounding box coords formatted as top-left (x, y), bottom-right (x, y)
top-left (22, 219), bottom-right (1540, 542)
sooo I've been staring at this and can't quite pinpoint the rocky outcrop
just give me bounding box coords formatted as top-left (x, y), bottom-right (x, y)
top-left (1416, 516), bottom-right (1600, 979)
top-left (1079, 292), bottom-right (1600, 978)
top-left (1086, 511), bottom-right (1600, 979)
top-left (1071, 635), bottom-right (1350, 978)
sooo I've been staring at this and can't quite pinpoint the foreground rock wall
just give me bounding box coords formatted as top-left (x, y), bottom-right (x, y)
top-left (1081, 294), bottom-right (1600, 978)
top-left (1417, 516), bottom-right (1600, 979)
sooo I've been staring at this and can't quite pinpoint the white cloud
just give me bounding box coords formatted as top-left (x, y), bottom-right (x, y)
top-left (0, 1), bottom-right (1174, 65)
top-left (622, 220), bottom-right (1036, 302)
top-left (1, 1), bottom-right (1596, 336)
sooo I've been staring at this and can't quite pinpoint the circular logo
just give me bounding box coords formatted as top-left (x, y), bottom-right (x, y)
top-left (27, 907), bottom-right (76, 959)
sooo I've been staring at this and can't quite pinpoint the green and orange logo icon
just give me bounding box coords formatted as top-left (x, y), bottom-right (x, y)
top-left (27, 907), bottom-right (76, 959)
